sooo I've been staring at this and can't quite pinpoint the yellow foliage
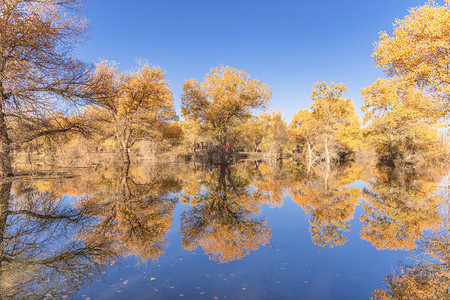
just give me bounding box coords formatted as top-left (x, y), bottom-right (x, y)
top-left (361, 78), bottom-right (445, 161)
top-left (91, 61), bottom-right (177, 162)
top-left (290, 82), bottom-right (361, 161)
top-left (373, 0), bottom-right (450, 115)
top-left (181, 66), bottom-right (271, 146)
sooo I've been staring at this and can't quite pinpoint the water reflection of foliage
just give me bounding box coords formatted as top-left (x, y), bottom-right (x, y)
top-left (0, 182), bottom-right (116, 299)
top-left (180, 163), bottom-right (271, 263)
top-left (252, 159), bottom-right (291, 207)
top-left (289, 162), bottom-right (362, 248)
top-left (78, 163), bottom-right (181, 261)
top-left (360, 164), bottom-right (446, 251)
top-left (372, 227), bottom-right (450, 299)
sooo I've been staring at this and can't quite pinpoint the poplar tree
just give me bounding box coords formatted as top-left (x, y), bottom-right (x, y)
top-left (0, 0), bottom-right (90, 176)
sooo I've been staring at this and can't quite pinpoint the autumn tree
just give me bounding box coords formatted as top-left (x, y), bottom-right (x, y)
top-left (361, 78), bottom-right (446, 165)
top-left (234, 115), bottom-right (266, 151)
top-left (258, 111), bottom-right (289, 158)
top-left (0, 0), bottom-right (92, 177)
top-left (290, 83), bottom-right (361, 165)
top-left (181, 66), bottom-right (271, 152)
top-left (235, 111), bottom-right (288, 154)
top-left (90, 62), bottom-right (177, 164)
top-left (288, 109), bottom-right (319, 160)
top-left (373, 0), bottom-right (450, 116)
top-left (310, 82), bottom-right (361, 164)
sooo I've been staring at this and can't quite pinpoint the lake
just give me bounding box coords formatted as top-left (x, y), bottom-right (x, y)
top-left (1, 159), bottom-right (449, 299)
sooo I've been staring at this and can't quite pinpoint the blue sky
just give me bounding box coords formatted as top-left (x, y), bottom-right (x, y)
top-left (76, 0), bottom-right (428, 123)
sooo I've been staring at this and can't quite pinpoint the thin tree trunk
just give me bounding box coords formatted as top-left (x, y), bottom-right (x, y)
top-left (306, 156), bottom-right (311, 175)
top-left (118, 162), bottom-right (131, 200)
top-left (306, 140), bottom-right (312, 160)
top-left (324, 135), bottom-right (330, 165)
top-left (0, 85), bottom-right (13, 177)
top-left (120, 145), bottom-right (130, 165)
top-left (0, 182), bottom-right (12, 280)
top-left (114, 122), bottom-right (131, 165)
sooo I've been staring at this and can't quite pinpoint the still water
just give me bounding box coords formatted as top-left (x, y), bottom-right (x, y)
top-left (1, 160), bottom-right (449, 299)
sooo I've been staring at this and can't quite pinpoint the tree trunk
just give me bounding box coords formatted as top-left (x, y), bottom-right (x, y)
top-left (120, 145), bottom-right (131, 165)
top-left (0, 87), bottom-right (13, 177)
top-left (114, 122), bottom-right (131, 165)
top-left (324, 135), bottom-right (330, 165)
top-left (0, 182), bottom-right (12, 279)
top-left (306, 140), bottom-right (312, 160)
top-left (118, 162), bottom-right (131, 200)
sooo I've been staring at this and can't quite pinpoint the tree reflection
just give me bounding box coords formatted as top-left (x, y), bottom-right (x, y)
top-left (360, 164), bottom-right (445, 251)
top-left (181, 163), bottom-right (271, 263)
top-left (289, 162), bottom-right (361, 247)
top-left (252, 159), bottom-right (291, 207)
top-left (0, 181), bottom-right (116, 299)
top-left (79, 163), bottom-right (181, 261)
top-left (372, 227), bottom-right (450, 299)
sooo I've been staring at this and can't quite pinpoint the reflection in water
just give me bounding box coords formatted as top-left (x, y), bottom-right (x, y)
top-left (370, 168), bottom-right (450, 298)
top-left (252, 159), bottom-right (291, 207)
top-left (0, 181), bottom-right (116, 299)
top-left (79, 163), bottom-right (181, 261)
top-left (289, 162), bottom-right (361, 247)
top-left (181, 163), bottom-right (271, 263)
top-left (0, 159), bottom-right (448, 298)
top-left (360, 165), bottom-right (445, 251)
top-left (372, 227), bottom-right (450, 299)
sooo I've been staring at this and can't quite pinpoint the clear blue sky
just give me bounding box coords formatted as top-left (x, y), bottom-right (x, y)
top-left (76, 0), bottom-right (428, 123)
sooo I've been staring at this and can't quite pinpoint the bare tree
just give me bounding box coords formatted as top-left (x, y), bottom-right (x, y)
top-left (0, 0), bottom-right (91, 177)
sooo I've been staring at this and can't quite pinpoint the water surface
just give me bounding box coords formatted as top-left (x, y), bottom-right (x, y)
top-left (1, 160), bottom-right (448, 299)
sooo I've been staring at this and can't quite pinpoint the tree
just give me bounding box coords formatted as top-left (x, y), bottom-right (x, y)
top-left (258, 111), bottom-right (289, 158)
top-left (181, 66), bottom-right (271, 151)
top-left (372, 0), bottom-right (450, 116)
top-left (0, 0), bottom-right (91, 177)
top-left (235, 114), bottom-right (266, 151)
top-left (91, 61), bottom-right (177, 164)
top-left (309, 82), bottom-right (361, 164)
top-left (361, 78), bottom-right (446, 164)
top-left (288, 109), bottom-right (319, 160)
